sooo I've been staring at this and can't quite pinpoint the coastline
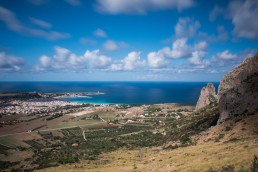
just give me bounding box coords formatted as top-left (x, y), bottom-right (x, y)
top-left (0, 82), bottom-right (219, 105)
top-left (0, 91), bottom-right (196, 106)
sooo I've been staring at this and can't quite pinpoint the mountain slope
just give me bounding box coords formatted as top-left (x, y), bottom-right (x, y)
top-left (218, 53), bottom-right (258, 123)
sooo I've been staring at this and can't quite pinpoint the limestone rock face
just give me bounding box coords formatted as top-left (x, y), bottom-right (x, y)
top-left (217, 53), bottom-right (258, 123)
top-left (195, 83), bottom-right (217, 111)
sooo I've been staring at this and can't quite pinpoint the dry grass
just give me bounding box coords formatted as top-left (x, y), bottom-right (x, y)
top-left (66, 111), bottom-right (94, 117)
top-left (195, 113), bottom-right (258, 144)
top-left (4, 150), bottom-right (33, 162)
top-left (37, 113), bottom-right (258, 172)
top-left (2, 105), bottom-right (257, 171)
top-left (37, 137), bottom-right (258, 172)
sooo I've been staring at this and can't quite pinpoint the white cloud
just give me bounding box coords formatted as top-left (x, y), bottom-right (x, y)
top-left (238, 49), bottom-right (256, 59)
top-left (149, 36), bottom-right (210, 69)
top-left (84, 50), bottom-right (111, 68)
top-left (173, 17), bottom-right (228, 43)
top-left (149, 68), bottom-right (201, 74)
top-left (27, 0), bottom-right (81, 6)
top-left (232, 49), bottom-right (256, 66)
top-left (210, 0), bottom-right (258, 40)
top-left (188, 51), bottom-right (210, 69)
top-left (209, 6), bottom-right (224, 21)
top-left (212, 50), bottom-right (237, 60)
top-left (94, 28), bottom-right (107, 38)
top-left (103, 40), bottom-right (127, 51)
top-left (65, 0), bottom-right (81, 6)
top-left (122, 52), bottom-right (145, 70)
top-left (137, 74), bottom-right (169, 80)
top-left (39, 55), bottom-right (51, 68)
top-left (217, 26), bottom-right (228, 41)
top-left (229, 0), bottom-right (258, 39)
top-left (159, 17), bottom-right (212, 61)
top-left (0, 52), bottom-right (25, 72)
top-left (30, 17), bottom-right (52, 29)
top-left (198, 25), bottom-right (228, 42)
top-left (95, 0), bottom-right (195, 14)
top-left (194, 41), bottom-right (208, 50)
top-left (0, 6), bottom-right (70, 40)
top-left (207, 69), bottom-right (219, 74)
top-left (188, 41), bottom-right (209, 69)
top-left (36, 46), bottom-right (86, 71)
top-left (109, 51), bottom-right (145, 71)
top-left (53, 46), bottom-right (71, 62)
top-left (175, 17), bottom-right (200, 38)
top-left (152, 16), bottom-right (211, 70)
top-left (161, 38), bottom-right (192, 59)
top-left (148, 38), bottom-right (210, 68)
top-left (147, 51), bottom-right (168, 68)
top-left (211, 49), bottom-right (256, 68)
top-left (109, 63), bottom-right (123, 71)
top-left (80, 37), bottom-right (97, 45)
top-left (103, 40), bottom-right (118, 51)
top-left (36, 47), bottom-right (112, 71)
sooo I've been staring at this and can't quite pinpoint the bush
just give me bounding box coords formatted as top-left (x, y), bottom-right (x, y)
top-left (180, 134), bottom-right (192, 145)
top-left (220, 165), bottom-right (235, 172)
top-left (251, 155), bottom-right (258, 172)
top-left (225, 126), bottom-right (232, 131)
top-left (206, 165), bottom-right (234, 172)
top-left (215, 134), bottom-right (225, 142)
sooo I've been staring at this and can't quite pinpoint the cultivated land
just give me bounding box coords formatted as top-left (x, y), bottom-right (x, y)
top-left (0, 93), bottom-right (257, 172)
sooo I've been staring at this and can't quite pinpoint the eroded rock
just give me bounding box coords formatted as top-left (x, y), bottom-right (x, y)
top-left (195, 83), bottom-right (217, 111)
top-left (217, 52), bottom-right (258, 123)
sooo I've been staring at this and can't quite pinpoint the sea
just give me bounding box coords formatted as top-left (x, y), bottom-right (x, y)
top-left (0, 82), bottom-right (219, 105)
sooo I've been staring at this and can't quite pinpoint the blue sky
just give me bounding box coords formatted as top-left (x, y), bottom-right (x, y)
top-left (0, 0), bottom-right (257, 81)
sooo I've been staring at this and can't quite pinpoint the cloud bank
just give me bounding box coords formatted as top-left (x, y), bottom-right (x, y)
top-left (0, 52), bottom-right (25, 72)
top-left (0, 6), bottom-right (70, 40)
top-left (95, 0), bottom-right (195, 14)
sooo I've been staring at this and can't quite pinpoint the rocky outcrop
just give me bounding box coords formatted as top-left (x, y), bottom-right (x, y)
top-left (195, 83), bottom-right (217, 111)
top-left (217, 52), bottom-right (258, 123)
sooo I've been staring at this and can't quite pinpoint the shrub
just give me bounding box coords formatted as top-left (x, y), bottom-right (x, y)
top-left (215, 134), bottom-right (225, 142)
top-left (251, 155), bottom-right (258, 172)
top-left (225, 126), bottom-right (232, 131)
top-left (180, 134), bottom-right (192, 145)
top-left (220, 165), bottom-right (235, 172)
top-left (206, 165), bottom-right (234, 172)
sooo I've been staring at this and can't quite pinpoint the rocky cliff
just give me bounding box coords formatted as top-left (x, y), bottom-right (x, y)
top-left (217, 52), bottom-right (258, 123)
top-left (195, 83), bottom-right (217, 111)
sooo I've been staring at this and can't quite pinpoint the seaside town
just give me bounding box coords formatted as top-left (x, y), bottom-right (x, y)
top-left (0, 91), bottom-right (194, 128)
top-left (0, 92), bottom-right (109, 126)
top-left (0, 91), bottom-right (106, 115)
top-left (0, 99), bottom-right (78, 116)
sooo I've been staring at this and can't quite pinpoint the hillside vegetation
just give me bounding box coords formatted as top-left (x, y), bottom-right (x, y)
top-left (38, 104), bottom-right (258, 172)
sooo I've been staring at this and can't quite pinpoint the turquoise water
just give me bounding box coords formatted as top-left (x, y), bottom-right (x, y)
top-left (0, 82), bottom-right (219, 105)
top-left (61, 97), bottom-right (113, 105)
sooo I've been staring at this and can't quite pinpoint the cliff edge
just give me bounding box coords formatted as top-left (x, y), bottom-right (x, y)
top-left (217, 52), bottom-right (258, 123)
